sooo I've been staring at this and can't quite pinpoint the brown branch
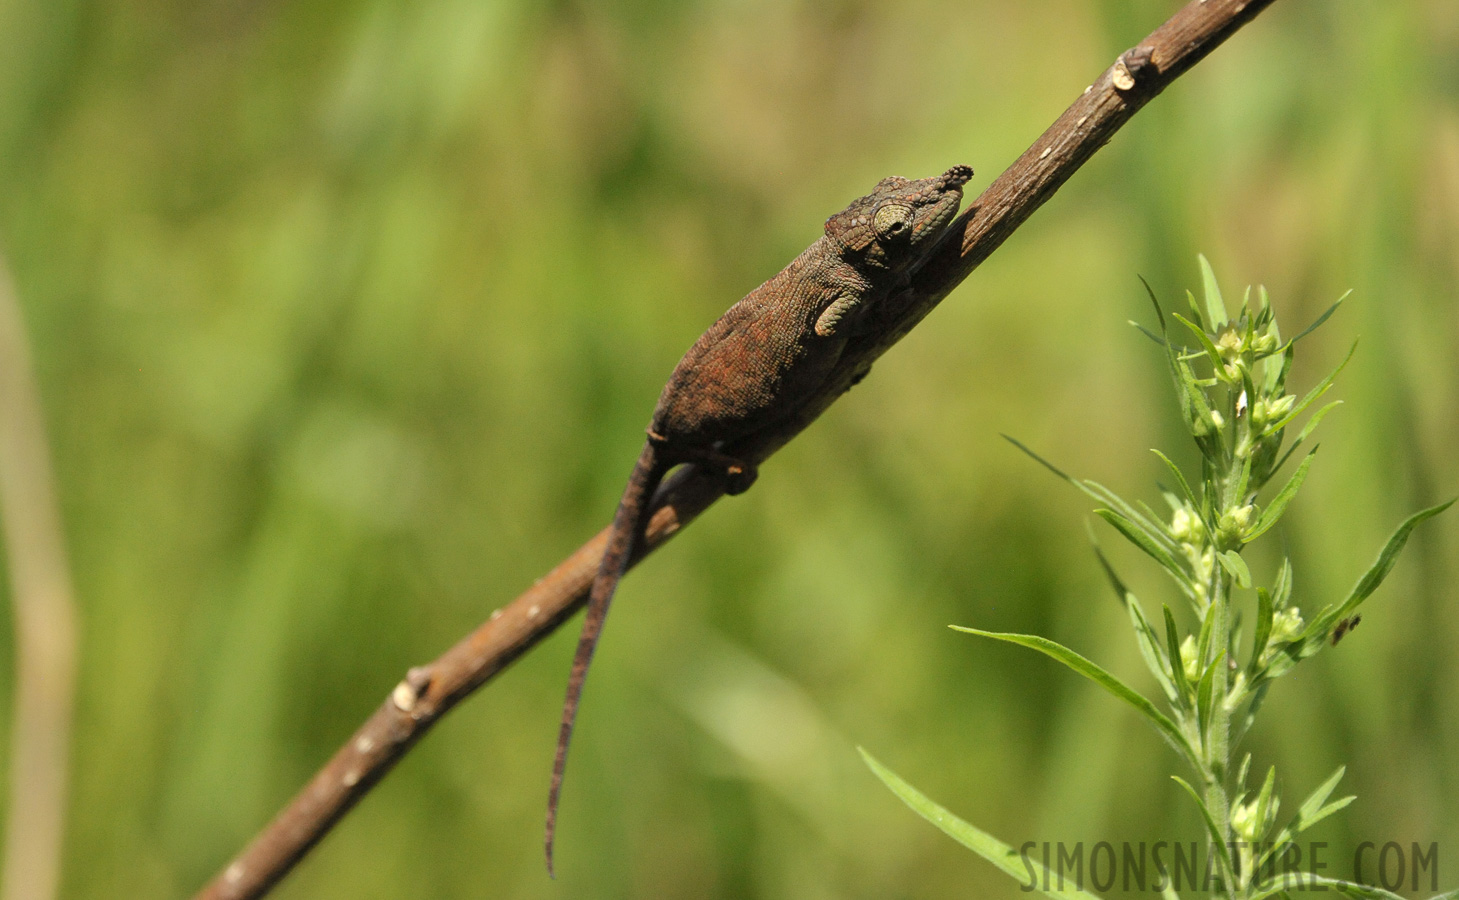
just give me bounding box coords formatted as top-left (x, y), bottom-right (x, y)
top-left (195, 2), bottom-right (1280, 896)
top-left (0, 251), bottom-right (79, 900)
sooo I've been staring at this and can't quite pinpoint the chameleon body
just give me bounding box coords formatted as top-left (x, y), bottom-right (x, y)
top-left (546, 165), bottom-right (973, 873)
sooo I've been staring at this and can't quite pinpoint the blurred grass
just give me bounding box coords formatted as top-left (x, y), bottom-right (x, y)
top-left (0, 0), bottom-right (1455, 897)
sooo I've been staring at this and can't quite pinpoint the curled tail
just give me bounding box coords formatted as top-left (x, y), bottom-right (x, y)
top-left (546, 439), bottom-right (666, 876)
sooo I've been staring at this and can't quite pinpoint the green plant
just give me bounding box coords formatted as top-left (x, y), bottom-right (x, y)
top-left (861, 257), bottom-right (1454, 899)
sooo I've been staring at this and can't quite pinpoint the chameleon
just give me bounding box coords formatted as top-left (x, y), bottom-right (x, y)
top-left (545, 165), bottom-right (974, 874)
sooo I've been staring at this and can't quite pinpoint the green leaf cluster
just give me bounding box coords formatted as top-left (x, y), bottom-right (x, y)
top-left (864, 259), bottom-right (1453, 899)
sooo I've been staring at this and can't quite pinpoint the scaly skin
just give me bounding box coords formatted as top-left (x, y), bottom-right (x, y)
top-left (545, 166), bottom-right (973, 874)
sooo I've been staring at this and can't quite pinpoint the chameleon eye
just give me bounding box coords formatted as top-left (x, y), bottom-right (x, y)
top-left (873, 203), bottom-right (913, 240)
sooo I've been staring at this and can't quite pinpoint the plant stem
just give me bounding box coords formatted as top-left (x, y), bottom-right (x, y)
top-left (1205, 573), bottom-right (1235, 898)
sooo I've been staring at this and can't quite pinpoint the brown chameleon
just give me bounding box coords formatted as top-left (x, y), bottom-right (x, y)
top-left (546, 165), bottom-right (974, 874)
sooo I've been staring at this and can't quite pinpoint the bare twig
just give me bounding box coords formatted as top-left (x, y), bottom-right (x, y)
top-left (195, 2), bottom-right (1280, 896)
top-left (0, 252), bottom-right (79, 900)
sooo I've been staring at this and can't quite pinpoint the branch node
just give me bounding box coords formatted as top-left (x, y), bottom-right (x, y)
top-left (1114, 45), bottom-right (1156, 91)
top-left (391, 666), bottom-right (433, 712)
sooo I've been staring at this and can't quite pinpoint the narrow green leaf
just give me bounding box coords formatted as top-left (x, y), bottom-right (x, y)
top-left (1311, 499), bottom-right (1456, 636)
top-left (1254, 827), bottom-right (1296, 876)
top-left (1095, 509), bottom-right (1189, 581)
top-left (1264, 340), bottom-right (1358, 435)
top-left (1228, 452), bottom-right (1253, 511)
top-left (1253, 767), bottom-right (1355, 875)
top-left (1152, 449), bottom-right (1201, 513)
top-left (1304, 795), bottom-right (1356, 832)
top-left (1269, 400), bottom-right (1341, 476)
top-left (1084, 482), bottom-right (1181, 554)
top-left (1245, 451), bottom-right (1317, 542)
top-left (1167, 349), bottom-right (1197, 432)
top-left (1239, 367), bottom-right (1259, 429)
top-left (1292, 400), bottom-right (1342, 447)
top-left (1185, 289), bottom-right (1204, 326)
top-left (1173, 312), bottom-right (1227, 374)
top-left (1287, 290), bottom-right (1351, 346)
top-left (1003, 436), bottom-right (1179, 556)
top-left (1162, 605), bottom-right (1187, 700)
top-left (1249, 875), bottom-right (1405, 900)
top-left (951, 626), bottom-right (1199, 768)
top-left (1195, 650), bottom-right (1225, 745)
top-left (1199, 459), bottom-right (1218, 522)
top-left (1294, 766), bottom-right (1346, 830)
top-left (1131, 320), bottom-right (1167, 346)
top-left (1136, 499), bottom-right (1169, 533)
top-left (1260, 638), bottom-right (1305, 679)
top-left (1003, 434), bottom-right (1074, 481)
top-left (1087, 530), bottom-right (1181, 705)
top-left (1218, 551), bottom-right (1252, 589)
top-left (1176, 356), bottom-right (1221, 440)
top-left (1249, 588), bottom-right (1274, 672)
top-left (1274, 341), bottom-right (1295, 390)
top-left (1236, 681), bottom-right (1272, 746)
top-left (1139, 275), bottom-right (1167, 333)
top-left (1195, 593), bottom-right (1216, 672)
top-left (1260, 337), bottom-right (1285, 392)
top-left (1127, 593), bottom-right (1181, 705)
top-left (1336, 498), bottom-right (1455, 615)
top-left (1272, 558), bottom-right (1293, 610)
top-left (1197, 254), bottom-right (1228, 327)
top-left (1086, 523), bottom-right (1129, 601)
top-left (1171, 776), bottom-right (1236, 883)
top-left (859, 749), bottom-right (1102, 899)
top-left (1253, 765), bottom-right (1277, 842)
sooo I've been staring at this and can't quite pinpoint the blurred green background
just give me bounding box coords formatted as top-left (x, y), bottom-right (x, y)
top-left (0, 0), bottom-right (1456, 897)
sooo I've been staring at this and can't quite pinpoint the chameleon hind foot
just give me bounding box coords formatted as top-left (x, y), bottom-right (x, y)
top-left (679, 446), bottom-right (757, 495)
top-left (721, 460), bottom-right (758, 495)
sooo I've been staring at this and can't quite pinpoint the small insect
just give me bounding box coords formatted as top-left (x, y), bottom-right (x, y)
top-left (1331, 614), bottom-right (1362, 646)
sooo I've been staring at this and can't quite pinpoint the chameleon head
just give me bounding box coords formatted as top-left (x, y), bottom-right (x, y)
top-left (823, 165), bottom-right (973, 273)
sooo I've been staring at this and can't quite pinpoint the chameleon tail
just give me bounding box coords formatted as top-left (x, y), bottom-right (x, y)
top-left (545, 438), bottom-right (665, 877)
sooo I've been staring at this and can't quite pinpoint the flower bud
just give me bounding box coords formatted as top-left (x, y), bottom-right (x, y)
top-left (1231, 504), bottom-right (1256, 530)
top-left (1259, 609), bottom-right (1306, 667)
top-left (1252, 394), bottom-right (1295, 426)
top-left (1231, 799), bottom-right (1259, 841)
top-left (1225, 671), bottom-right (1248, 709)
top-left (1217, 505), bottom-right (1256, 546)
top-left (1180, 634), bottom-right (1201, 683)
top-left (1170, 506), bottom-right (1205, 543)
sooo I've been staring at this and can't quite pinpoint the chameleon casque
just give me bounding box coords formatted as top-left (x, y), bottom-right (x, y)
top-left (545, 165), bottom-right (974, 873)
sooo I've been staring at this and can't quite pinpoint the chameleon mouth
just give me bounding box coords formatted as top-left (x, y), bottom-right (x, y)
top-left (941, 165), bottom-right (974, 189)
